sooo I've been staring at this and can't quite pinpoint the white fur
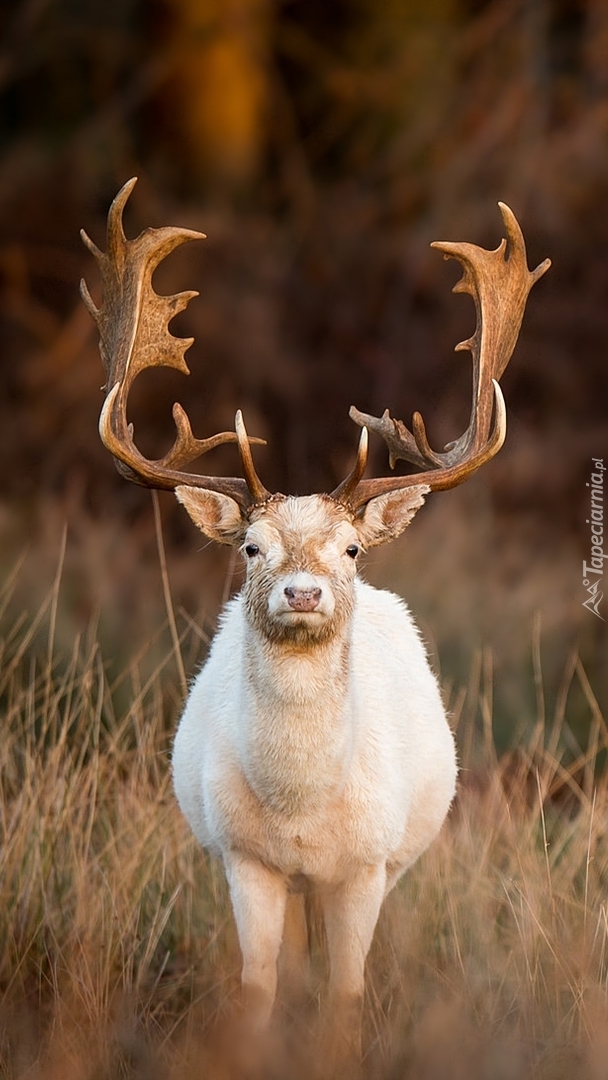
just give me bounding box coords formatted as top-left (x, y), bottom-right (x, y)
top-left (172, 491), bottom-right (457, 1031)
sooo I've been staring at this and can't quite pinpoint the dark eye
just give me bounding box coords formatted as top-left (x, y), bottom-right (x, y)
top-left (244, 543), bottom-right (260, 558)
top-left (345, 544), bottom-right (359, 559)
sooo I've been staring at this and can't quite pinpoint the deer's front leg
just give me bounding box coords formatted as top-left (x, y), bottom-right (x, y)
top-left (224, 853), bottom-right (288, 1028)
top-left (321, 863), bottom-right (387, 1056)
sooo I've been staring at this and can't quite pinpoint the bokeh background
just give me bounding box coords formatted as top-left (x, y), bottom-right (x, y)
top-left (1, 0), bottom-right (607, 744)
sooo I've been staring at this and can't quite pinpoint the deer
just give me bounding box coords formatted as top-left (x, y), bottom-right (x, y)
top-left (80, 180), bottom-right (550, 1055)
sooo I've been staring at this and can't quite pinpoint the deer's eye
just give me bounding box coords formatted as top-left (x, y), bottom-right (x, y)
top-left (244, 543), bottom-right (260, 558)
top-left (345, 544), bottom-right (359, 559)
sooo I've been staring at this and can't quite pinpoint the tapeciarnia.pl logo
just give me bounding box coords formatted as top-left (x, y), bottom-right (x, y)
top-left (582, 457), bottom-right (605, 620)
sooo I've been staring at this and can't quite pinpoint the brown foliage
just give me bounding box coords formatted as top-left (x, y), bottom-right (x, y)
top-left (0, 0), bottom-right (606, 522)
top-left (0, 570), bottom-right (607, 1079)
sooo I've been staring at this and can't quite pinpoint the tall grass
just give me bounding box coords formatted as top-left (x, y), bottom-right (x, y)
top-left (1, 554), bottom-right (608, 1079)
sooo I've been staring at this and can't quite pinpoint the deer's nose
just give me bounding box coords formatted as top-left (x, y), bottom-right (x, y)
top-left (284, 586), bottom-right (322, 612)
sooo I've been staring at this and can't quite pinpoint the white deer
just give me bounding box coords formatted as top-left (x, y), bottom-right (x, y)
top-left (81, 180), bottom-right (549, 1047)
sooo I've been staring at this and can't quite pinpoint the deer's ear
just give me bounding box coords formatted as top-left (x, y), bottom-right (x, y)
top-left (176, 487), bottom-right (248, 546)
top-left (355, 486), bottom-right (429, 549)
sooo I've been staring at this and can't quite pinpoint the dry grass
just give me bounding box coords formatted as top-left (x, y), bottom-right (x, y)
top-left (1, 550), bottom-right (608, 1080)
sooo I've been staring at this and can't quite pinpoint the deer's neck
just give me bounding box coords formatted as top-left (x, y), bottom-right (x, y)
top-left (241, 625), bottom-right (354, 814)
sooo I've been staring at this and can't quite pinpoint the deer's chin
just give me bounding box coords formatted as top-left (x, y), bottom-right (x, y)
top-left (278, 609), bottom-right (326, 626)
top-left (261, 609), bottom-right (339, 646)
top-left (276, 607), bottom-right (329, 632)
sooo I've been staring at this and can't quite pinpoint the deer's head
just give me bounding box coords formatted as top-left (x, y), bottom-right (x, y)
top-left (81, 179), bottom-right (550, 643)
top-left (173, 487), bottom-right (427, 643)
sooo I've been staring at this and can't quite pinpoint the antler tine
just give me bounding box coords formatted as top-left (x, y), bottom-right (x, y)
top-left (339, 203), bottom-right (550, 510)
top-left (81, 178), bottom-right (268, 509)
top-left (330, 426), bottom-right (369, 504)
top-left (235, 410), bottom-right (272, 504)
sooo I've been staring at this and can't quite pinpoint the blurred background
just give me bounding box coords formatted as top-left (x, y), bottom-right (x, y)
top-left (0, 0), bottom-right (606, 746)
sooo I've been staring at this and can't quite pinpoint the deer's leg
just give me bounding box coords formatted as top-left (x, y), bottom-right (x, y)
top-left (320, 862), bottom-right (387, 1056)
top-left (224, 853), bottom-right (288, 1028)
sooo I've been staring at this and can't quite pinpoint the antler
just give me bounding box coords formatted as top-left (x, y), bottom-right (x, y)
top-left (333, 203), bottom-right (550, 509)
top-left (83, 186), bottom-right (548, 516)
top-left (80, 177), bottom-right (270, 509)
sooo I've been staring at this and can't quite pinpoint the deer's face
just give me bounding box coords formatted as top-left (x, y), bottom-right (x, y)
top-left (176, 486), bottom-right (428, 645)
top-left (240, 496), bottom-right (361, 643)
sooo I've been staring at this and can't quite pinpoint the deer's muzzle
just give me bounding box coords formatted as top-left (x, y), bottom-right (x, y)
top-left (284, 587), bottom-right (322, 612)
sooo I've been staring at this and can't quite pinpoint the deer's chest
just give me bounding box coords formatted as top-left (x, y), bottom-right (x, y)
top-left (240, 695), bottom-right (352, 815)
top-left (205, 738), bottom-right (396, 884)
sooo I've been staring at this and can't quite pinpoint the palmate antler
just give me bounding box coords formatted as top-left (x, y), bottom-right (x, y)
top-left (80, 178), bottom-right (270, 509)
top-left (333, 202), bottom-right (551, 508)
top-left (82, 181), bottom-right (549, 513)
